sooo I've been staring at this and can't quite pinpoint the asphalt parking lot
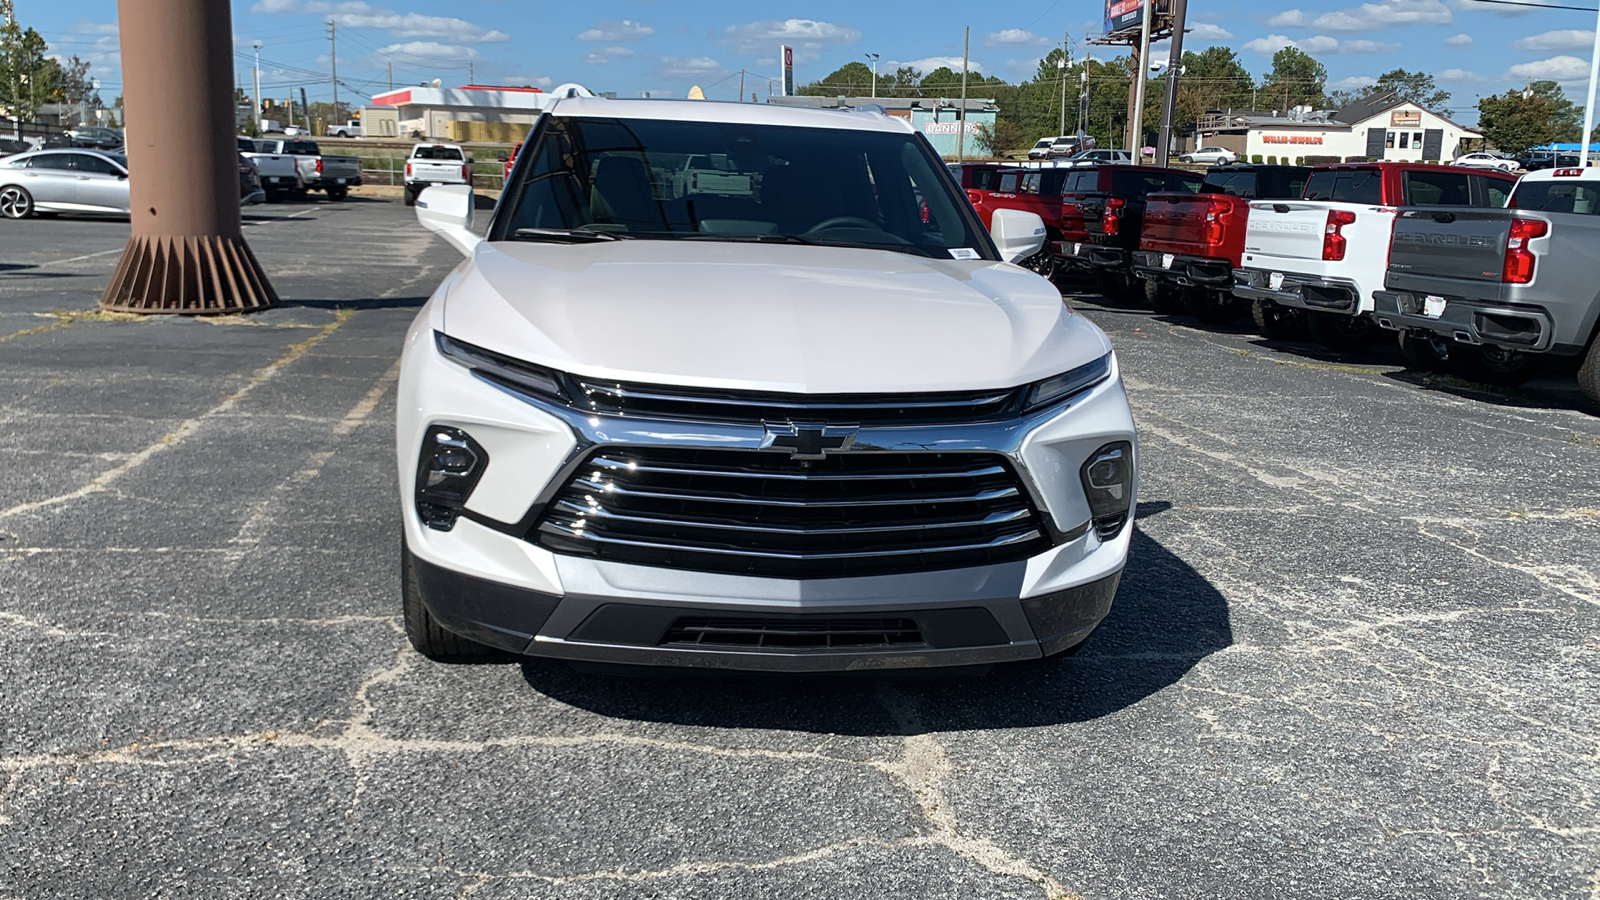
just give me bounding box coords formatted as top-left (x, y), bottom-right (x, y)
top-left (1, 197), bottom-right (1597, 899)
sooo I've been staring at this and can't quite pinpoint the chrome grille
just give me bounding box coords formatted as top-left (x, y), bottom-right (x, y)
top-left (533, 447), bottom-right (1049, 578)
top-left (570, 380), bottom-right (1021, 425)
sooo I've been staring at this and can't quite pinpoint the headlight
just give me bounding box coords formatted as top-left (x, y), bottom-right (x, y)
top-left (1023, 353), bottom-right (1112, 412)
top-left (435, 332), bottom-right (566, 401)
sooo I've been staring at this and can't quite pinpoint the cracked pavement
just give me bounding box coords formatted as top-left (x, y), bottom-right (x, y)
top-left (1, 200), bottom-right (1596, 899)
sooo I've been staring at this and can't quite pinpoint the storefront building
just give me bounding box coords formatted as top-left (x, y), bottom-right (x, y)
top-left (1188, 95), bottom-right (1481, 163)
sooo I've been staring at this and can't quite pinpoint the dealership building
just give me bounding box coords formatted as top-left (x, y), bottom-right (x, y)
top-left (1185, 94), bottom-right (1482, 162)
top-left (369, 83), bottom-right (594, 139)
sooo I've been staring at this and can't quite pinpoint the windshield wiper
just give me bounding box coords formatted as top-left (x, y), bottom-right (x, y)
top-left (510, 228), bottom-right (631, 243)
top-left (673, 233), bottom-right (825, 246)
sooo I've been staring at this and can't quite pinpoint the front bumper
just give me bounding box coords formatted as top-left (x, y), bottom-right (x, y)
top-left (396, 312), bottom-right (1138, 671)
top-left (1233, 267), bottom-right (1361, 314)
top-left (1133, 250), bottom-right (1232, 288)
top-left (1372, 291), bottom-right (1557, 352)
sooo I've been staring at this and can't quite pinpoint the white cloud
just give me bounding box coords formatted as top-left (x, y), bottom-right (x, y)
top-left (583, 46), bottom-right (638, 65)
top-left (503, 74), bottom-right (554, 88)
top-left (890, 56), bottom-right (987, 74)
top-left (1507, 55), bottom-right (1592, 81)
top-left (576, 20), bottom-right (654, 42)
top-left (719, 19), bottom-right (861, 57)
top-left (653, 55), bottom-right (725, 78)
top-left (984, 29), bottom-right (1051, 47)
top-left (254, 1), bottom-right (507, 42)
top-left (1443, 32), bottom-right (1473, 46)
top-left (1437, 67), bottom-right (1487, 82)
top-left (377, 41), bottom-right (481, 63)
top-left (1187, 23), bottom-right (1234, 40)
top-left (1242, 33), bottom-right (1398, 54)
top-left (1331, 75), bottom-right (1378, 91)
top-left (1267, 0), bottom-right (1452, 31)
top-left (1512, 30), bottom-right (1595, 52)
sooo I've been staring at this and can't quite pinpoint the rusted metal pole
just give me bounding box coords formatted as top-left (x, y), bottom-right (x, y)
top-left (101, 0), bottom-right (277, 313)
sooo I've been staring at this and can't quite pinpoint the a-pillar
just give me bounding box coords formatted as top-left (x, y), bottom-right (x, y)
top-left (100, 0), bottom-right (277, 313)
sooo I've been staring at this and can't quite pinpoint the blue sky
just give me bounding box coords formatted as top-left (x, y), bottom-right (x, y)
top-left (17, 0), bottom-right (1600, 124)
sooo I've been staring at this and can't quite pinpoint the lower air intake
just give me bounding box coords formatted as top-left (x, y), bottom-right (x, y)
top-left (661, 616), bottom-right (924, 650)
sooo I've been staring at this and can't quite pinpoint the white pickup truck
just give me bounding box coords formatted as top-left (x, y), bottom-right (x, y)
top-left (403, 143), bottom-right (472, 206)
top-left (326, 119), bottom-right (361, 138)
top-left (673, 153), bottom-right (754, 198)
top-left (1231, 163), bottom-right (1518, 349)
top-left (237, 136), bottom-right (301, 202)
top-left (254, 138), bottom-right (362, 200)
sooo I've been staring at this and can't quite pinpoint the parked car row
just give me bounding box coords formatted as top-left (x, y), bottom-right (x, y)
top-left (0, 147), bottom-right (281, 219)
top-left (972, 157), bottom-right (1598, 408)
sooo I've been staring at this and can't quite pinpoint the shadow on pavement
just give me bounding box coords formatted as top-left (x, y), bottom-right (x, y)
top-left (281, 295), bottom-right (430, 310)
top-left (517, 501), bottom-right (1233, 736)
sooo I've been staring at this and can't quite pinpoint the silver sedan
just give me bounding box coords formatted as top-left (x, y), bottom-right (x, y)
top-left (0, 148), bottom-right (130, 219)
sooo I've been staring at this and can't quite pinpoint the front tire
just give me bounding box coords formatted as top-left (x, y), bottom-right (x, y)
top-left (1251, 300), bottom-right (1310, 341)
top-left (0, 185), bottom-right (34, 219)
top-left (1577, 336), bottom-right (1600, 411)
top-left (1451, 344), bottom-right (1540, 387)
top-left (1182, 288), bottom-right (1248, 326)
top-left (1020, 247), bottom-right (1058, 282)
top-left (1144, 278), bottom-right (1183, 314)
top-left (402, 537), bottom-right (501, 660)
top-left (403, 186), bottom-right (417, 207)
top-left (1398, 331), bottom-right (1454, 371)
top-left (1306, 310), bottom-right (1381, 353)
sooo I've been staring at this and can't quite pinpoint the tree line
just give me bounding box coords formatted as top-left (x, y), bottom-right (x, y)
top-left (797, 45), bottom-right (1586, 157)
top-left (1, 0), bottom-right (100, 126)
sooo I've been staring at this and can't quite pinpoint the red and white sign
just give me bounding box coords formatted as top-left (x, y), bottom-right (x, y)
top-left (1262, 135), bottom-right (1324, 145)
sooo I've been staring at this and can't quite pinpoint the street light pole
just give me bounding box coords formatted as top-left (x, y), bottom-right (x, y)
top-left (1582, 1), bottom-right (1600, 166)
top-left (252, 41), bottom-right (262, 134)
top-left (865, 53), bottom-right (879, 99)
top-left (1156, 0), bottom-right (1189, 166)
top-left (958, 27), bottom-right (969, 163)
top-left (1059, 32), bottom-right (1069, 137)
top-left (1130, 0), bottom-right (1154, 153)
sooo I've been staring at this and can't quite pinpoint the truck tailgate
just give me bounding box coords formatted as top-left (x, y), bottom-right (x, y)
top-left (1141, 193), bottom-right (1243, 263)
top-left (1243, 201), bottom-right (1341, 262)
top-left (410, 160), bottom-right (465, 182)
top-left (1387, 207), bottom-right (1514, 301)
top-left (321, 155), bottom-right (361, 179)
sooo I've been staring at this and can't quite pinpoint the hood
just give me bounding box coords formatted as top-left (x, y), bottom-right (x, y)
top-left (440, 240), bottom-right (1112, 395)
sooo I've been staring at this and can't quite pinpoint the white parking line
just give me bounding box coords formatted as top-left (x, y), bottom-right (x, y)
top-left (40, 247), bottom-right (123, 266)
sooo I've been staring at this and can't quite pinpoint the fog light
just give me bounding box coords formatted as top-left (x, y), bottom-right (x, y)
top-left (1081, 441), bottom-right (1133, 540)
top-left (415, 427), bottom-right (488, 531)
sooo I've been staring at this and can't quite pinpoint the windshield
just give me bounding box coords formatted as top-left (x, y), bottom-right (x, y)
top-left (495, 115), bottom-right (995, 259)
top-left (1513, 181), bottom-right (1600, 215)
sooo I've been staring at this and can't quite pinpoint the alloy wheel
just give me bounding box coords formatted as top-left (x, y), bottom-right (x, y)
top-left (0, 186), bottom-right (31, 219)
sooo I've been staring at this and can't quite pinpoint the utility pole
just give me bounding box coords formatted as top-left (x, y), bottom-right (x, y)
top-left (468, 60), bottom-right (474, 84)
top-left (738, 69), bottom-right (745, 102)
top-left (865, 53), bottom-right (880, 98)
top-left (1130, 0), bottom-right (1153, 153)
top-left (252, 41), bottom-right (262, 134)
top-left (386, 61), bottom-right (392, 92)
top-left (1059, 31), bottom-right (1069, 136)
top-left (327, 19), bottom-right (338, 118)
top-left (958, 26), bottom-right (969, 163)
top-left (1156, 0), bottom-right (1188, 166)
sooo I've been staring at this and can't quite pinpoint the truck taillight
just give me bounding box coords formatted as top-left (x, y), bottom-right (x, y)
top-left (315, 157), bottom-right (323, 174)
top-left (1203, 199), bottom-right (1229, 245)
top-left (1322, 209), bottom-right (1356, 261)
top-left (1102, 197), bottom-right (1126, 235)
top-left (405, 162), bottom-right (412, 177)
top-left (1502, 217), bottom-right (1547, 284)
top-left (462, 164), bottom-right (471, 181)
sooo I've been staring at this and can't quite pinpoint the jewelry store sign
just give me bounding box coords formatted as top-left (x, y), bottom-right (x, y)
top-left (1390, 110), bottom-right (1422, 127)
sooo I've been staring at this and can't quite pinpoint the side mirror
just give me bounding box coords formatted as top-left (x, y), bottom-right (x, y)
top-left (415, 184), bottom-right (482, 257)
top-left (496, 152), bottom-right (508, 162)
top-left (989, 208), bottom-right (1047, 264)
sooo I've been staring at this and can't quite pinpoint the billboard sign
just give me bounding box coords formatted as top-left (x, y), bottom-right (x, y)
top-left (781, 46), bottom-right (795, 96)
top-left (1104, 0), bottom-right (1168, 36)
top-left (1390, 110), bottom-right (1421, 127)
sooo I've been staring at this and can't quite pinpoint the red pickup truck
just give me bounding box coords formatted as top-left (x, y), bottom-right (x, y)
top-left (1133, 165), bottom-right (1310, 324)
top-left (966, 166), bottom-right (1081, 280)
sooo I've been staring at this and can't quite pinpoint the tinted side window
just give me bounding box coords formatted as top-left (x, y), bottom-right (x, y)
top-left (1110, 170), bottom-right (1166, 195)
top-left (997, 172), bottom-right (1020, 193)
top-left (72, 154), bottom-right (120, 175)
top-left (1165, 173), bottom-right (1203, 193)
top-left (1479, 177), bottom-right (1512, 208)
top-left (1200, 171), bottom-right (1239, 195)
top-left (1304, 169), bottom-right (1382, 204)
top-left (27, 153), bottom-right (74, 170)
top-left (1020, 172), bottom-right (1041, 194)
top-left (1403, 170), bottom-right (1471, 206)
top-left (971, 168), bottom-right (999, 191)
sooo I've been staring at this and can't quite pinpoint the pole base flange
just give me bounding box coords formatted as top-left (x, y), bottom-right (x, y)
top-left (99, 233), bottom-right (279, 314)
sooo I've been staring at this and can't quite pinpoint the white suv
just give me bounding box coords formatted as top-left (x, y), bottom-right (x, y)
top-left (400, 98), bottom-right (1138, 672)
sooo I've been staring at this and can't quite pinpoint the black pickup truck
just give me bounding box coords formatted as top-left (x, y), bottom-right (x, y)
top-left (1370, 166), bottom-right (1600, 403)
top-left (1057, 165), bottom-right (1203, 303)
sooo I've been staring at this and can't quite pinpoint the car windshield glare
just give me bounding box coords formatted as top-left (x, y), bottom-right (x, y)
top-left (495, 115), bottom-right (994, 259)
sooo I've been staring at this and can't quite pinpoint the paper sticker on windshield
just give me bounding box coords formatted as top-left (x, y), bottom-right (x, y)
top-left (949, 248), bottom-right (980, 260)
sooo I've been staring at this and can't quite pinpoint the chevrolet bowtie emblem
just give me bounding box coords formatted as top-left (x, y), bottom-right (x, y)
top-left (761, 423), bottom-right (859, 460)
